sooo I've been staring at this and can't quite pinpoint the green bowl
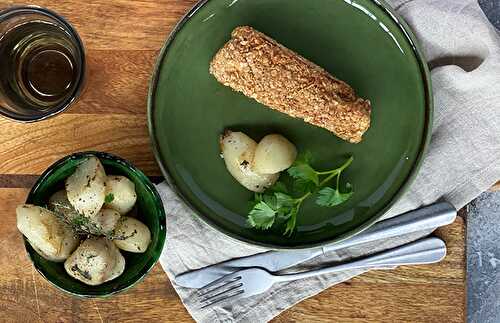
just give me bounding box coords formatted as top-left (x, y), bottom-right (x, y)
top-left (23, 151), bottom-right (166, 298)
top-left (148, 0), bottom-right (432, 249)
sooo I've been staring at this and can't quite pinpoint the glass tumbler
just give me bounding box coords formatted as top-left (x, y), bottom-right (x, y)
top-left (0, 6), bottom-right (85, 122)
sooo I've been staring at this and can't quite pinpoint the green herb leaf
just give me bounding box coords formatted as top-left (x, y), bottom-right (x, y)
top-left (316, 183), bottom-right (353, 207)
top-left (283, 207), bottom-right (298, 236)
top-left (263, 194), bottom-right (278, 210)
top-left (248, 192), bottom-right (263, 209)
top-left (295, 151), bottom-right (314, 165)
top-left (105, 193), bottom-right (114, 204)
top-left (293, 178), bottom-right (318, 195)
top-left (247, 201), bottom-right (277, 230)
top-left (269, 181), bottom-right (288, 194)
top-left (287, 163), bottom-right (319, 185)
top-left (71, 215), bottom-right (90, 227)
top-left (275, 192), bottom-right (295, 209)
top-left (276, 209), bottom-right (293, 220)
top-left (287, 151), bottom-right (318, 185)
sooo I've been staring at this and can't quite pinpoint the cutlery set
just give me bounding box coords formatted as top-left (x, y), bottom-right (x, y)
top-left (175, 202), bottom-right (457, 308)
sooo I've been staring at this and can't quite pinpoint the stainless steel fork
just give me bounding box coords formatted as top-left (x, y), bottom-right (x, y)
top-left (198, 237), bottom-right (446, 308)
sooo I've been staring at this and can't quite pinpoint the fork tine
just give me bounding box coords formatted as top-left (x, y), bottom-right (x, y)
top-left (200, 288), bottom-right (245, 309)
top-left (200, 282), bottom-right (243, 303)
top-left (197, 275), bottom-right (241, 296)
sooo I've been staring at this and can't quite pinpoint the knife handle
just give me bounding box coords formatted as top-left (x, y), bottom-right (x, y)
top-left (322, 201), bottom-right (456, 254)
top-left (275, 237), bottom-right (446, 282)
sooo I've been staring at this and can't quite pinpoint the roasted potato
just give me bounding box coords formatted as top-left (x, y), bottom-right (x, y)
top-left (104, 175), bottom-right (137, 215)
top-left (16, 205), bottom-right (79, 262)
top-left (253, 134), bottom-right (297, 174)
top-left (64, 237), bottom-right (125, 286)
top-left (220, 131), bottom-right (278, 192)
top-left (112, 216), bottom-right (151, 253)
top-left (66, 157), bottom-right (106, 218)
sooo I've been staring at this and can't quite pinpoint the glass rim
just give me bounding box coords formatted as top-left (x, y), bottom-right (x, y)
top-left (0, 5), bottom-right (86, 123)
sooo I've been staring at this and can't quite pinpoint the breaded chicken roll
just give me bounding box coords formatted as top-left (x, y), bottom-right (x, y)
top-left (209, 26), bottom-right (371, 143)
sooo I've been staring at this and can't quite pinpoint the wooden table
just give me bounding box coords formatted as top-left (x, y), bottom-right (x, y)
top-left (0, 1), bottom-right (466, 322)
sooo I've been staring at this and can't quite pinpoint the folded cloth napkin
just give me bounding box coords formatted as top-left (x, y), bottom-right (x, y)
top-left (158, 0), bottom-right (500, 321)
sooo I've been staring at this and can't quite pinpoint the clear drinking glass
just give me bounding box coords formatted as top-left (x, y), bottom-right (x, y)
top-left (0, 6), bottom-right (85, 122)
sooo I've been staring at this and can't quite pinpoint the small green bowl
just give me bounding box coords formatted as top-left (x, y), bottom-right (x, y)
top-left (23, 151), bottom-right (166, 298)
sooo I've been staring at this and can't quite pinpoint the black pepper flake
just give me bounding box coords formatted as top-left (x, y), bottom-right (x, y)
top-left (70, 264), bottom-right (91, 280)
top-left (86, 254), bottom-right (97, 260)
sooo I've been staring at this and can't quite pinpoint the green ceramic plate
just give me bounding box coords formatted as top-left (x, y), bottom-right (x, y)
top-left (24, 152), bottom-right (166, 297)
top-left (148, 0), bottom-right (432, 249)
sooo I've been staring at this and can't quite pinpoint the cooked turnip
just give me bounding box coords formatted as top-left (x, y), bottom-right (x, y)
top-left (253, 134), bottom-right (297, 174)
top-left (220, 131), bottom-right (278, 192)
top-left (104, 175), bottom-right (137, 215)
top-left (66, 157), bottom-right (106, 218)
top-left (112, 216), bottom-right (151, 253)
top-left (64, 237), bottom-right (125, 286)
top-left (107, 247), bottom-right (126, 282)
top-left (16, 205), bottom-right (79, 262)
top-left (48, 190), bottom-right (80, 224)
top-left (93, 209), bottom-right (121, 236)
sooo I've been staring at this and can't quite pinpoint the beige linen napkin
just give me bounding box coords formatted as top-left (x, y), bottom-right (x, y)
top-left (158, 0), bottom-right (500, 321)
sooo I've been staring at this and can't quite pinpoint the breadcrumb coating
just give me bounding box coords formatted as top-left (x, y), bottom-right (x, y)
top-left (209, 26), bottom-right (371, 143)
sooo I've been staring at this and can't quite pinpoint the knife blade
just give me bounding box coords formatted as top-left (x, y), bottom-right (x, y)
top-left (175, 201), bottom-right (456, 288)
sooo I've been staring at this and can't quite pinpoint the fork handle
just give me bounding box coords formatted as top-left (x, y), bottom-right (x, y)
top-left (273, 237), bottom-right (446, 282)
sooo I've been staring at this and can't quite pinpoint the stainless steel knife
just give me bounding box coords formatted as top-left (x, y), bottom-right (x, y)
top-left (175, 201), bottom-right (456, 288)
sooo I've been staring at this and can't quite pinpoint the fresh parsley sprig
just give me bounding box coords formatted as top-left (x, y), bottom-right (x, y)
top-left (247, 153), bottom-right (354, 236)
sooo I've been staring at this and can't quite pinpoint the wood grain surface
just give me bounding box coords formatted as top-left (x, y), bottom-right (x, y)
top-left (0, 1), bottom-right (465, 322)
top-left (0, 189), bottom-right (465, 323)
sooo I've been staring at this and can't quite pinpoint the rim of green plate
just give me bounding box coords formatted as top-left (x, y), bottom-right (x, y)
top-left (24, 151), bottom-right (167, 298)
top-left (147, 0), bottom-right (433, 250)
